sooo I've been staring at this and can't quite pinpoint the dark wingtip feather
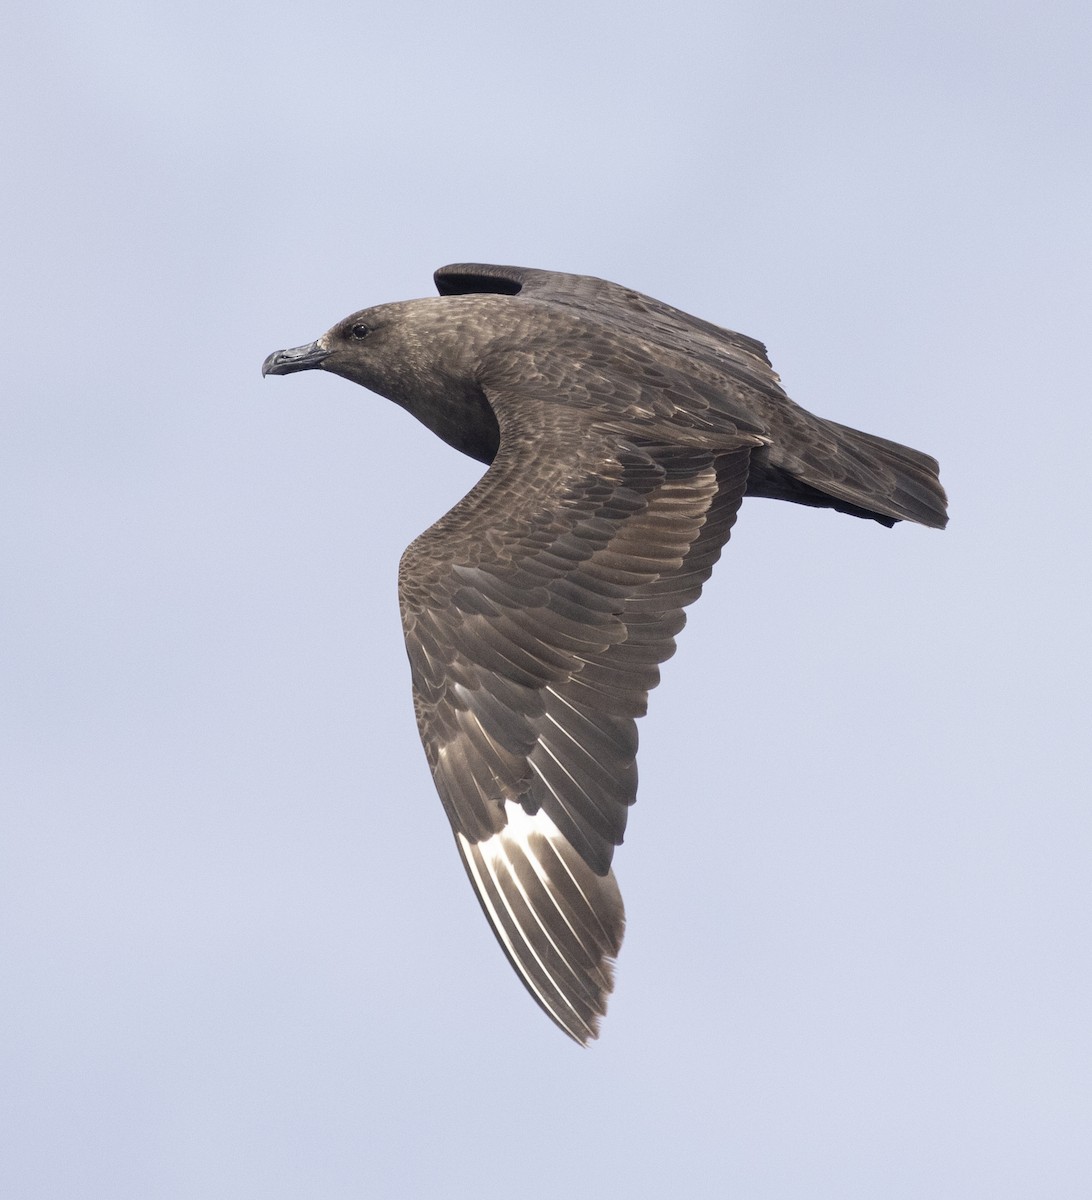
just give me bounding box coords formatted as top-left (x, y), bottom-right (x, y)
top-left (435, 264), bottom-right (526, 297)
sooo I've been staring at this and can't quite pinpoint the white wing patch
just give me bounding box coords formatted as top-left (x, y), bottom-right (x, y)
top-left (456, 801), bottom-right (625, 1044)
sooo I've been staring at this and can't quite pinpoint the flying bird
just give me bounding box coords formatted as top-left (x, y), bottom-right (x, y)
top-left (262, 263), bottom-right (947, 1044)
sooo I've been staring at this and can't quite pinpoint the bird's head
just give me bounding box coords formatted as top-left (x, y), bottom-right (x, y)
top-left (262, 297), bottom-right (513, 462)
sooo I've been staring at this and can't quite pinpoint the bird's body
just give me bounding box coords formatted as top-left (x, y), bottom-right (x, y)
top-left (263, 263), bottom-right (947, 1043)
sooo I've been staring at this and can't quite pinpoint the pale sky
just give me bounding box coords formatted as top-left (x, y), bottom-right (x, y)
top-left (3, 2), bottom-right (1090, 1197)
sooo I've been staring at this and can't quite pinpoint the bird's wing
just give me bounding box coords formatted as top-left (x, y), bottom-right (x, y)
top-left (399, 389), bottom-right (757, 1042)
top-left (434, 261), bottom-right (784, 399)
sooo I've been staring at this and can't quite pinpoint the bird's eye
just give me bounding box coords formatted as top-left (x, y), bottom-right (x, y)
top-left (349, 323), bottom-right (370, 339)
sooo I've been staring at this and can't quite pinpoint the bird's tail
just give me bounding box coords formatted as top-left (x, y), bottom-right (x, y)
top-left (816, 420), bottom-right (949, 529)
top-left (748, 418), bottom-right (948, 529)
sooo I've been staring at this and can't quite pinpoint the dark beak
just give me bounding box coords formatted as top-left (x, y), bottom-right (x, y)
top-left (262, 340), bottom-right (331, 376)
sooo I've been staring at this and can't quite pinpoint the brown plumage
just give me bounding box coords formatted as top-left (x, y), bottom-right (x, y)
top-left (262, 263), bottom-right (947, 1043)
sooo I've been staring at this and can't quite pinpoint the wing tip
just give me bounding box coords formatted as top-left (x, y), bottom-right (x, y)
top-left (454, 806), bottom-right (626, 1044)
top-left (434, 263), bottom-right (527, 297)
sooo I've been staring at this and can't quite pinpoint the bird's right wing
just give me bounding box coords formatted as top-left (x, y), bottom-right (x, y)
top-left (435, 261), bottom-right (785, 398)
top-left (399, 394), bottom-right (758, 1042)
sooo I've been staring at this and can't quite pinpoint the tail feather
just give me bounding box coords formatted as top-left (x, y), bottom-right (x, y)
top-left (747, 418), bottom-right (948, 529)
top-left (820, 420), bottom-right (949, 529)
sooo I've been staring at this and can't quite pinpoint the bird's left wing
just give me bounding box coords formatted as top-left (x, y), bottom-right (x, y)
top-left (398, 393), bottom-right (759, 1042)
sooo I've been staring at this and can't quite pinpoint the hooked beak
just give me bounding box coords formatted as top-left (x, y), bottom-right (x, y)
top-left (261, 339), bottom-right (331, 376)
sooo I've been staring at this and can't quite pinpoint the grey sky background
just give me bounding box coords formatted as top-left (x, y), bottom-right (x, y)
top-left (3, 2), bottom-right (1089, 1197)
